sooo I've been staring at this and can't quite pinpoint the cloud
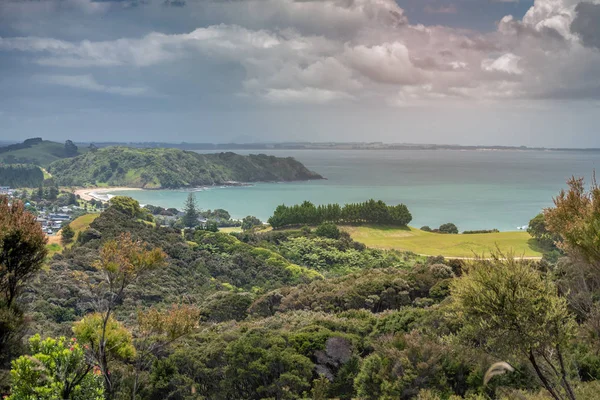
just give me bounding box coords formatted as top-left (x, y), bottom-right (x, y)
top-left (36, 74), bottom-right (150, 96)
top-left (571, 2), bottom-right (600, 48)
top-left (424, 4), bottom-right (458, 14)
top-left (261, 88), bottom-right (355, 104)
top-left (481, 53), bottom-right (523, 75)
top-left (2, 0), bottom-right (600, 106)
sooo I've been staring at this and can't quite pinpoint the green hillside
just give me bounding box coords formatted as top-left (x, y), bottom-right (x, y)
top-left (48, 146), bottom-right (324, 188)
top-left (0, 138), bottom-right (86, 167)
top-left (343, 225), bottom-right (542, 258)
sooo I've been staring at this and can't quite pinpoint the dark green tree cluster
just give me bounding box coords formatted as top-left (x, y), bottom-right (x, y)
top-left (268, 199), bottom-right (412, 228)
top-left (0, 164), bottom-right (44, 188)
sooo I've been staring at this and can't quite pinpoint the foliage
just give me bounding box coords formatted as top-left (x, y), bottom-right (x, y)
top-left (528, 213), bottom-right (559, 250)
top-left (0, 139), bottom-right (85, 168)
top-left (451, 254), bottom-right (577, 400)
top-left (315, 222), bottom-right (341, 239)
top-left (462, 229), bottom-right (499, 234)
top-left (8, 334), bottom-right (104, 400)
top-left (268, 199), bottom-right (412, 228)
top-left (61, 224), bottom-right (75, 244)
top-left (48, 147), bottom-right (323, 188)
top-left (241, 215), bottom-right (262, 231)
top-left (73, 313), bottom-right (136, 361)
top-left (439, 223), bottom-right (459, 234)
top-left (64, 140), bottom-right (78, 157)
top-left (0, 164), bottom-right (44, 188)
top-left (108, 196), bottom-right (143, 218)
top-left (0, 197), bottom-right (47, 307)
top-left (182, 193), bottom-right (199, 228)
top-left (74, 233), bottom-right (166, 396)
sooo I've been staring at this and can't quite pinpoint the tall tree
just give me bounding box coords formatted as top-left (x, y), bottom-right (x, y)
top-left (74, 233), bottom-right (165, 398)
top-left (0, 197), bottom-right (47, 308)
top-left (182, 193), bottom-right (199, 228)
top-left (451, 254), bottom-right (576, 400)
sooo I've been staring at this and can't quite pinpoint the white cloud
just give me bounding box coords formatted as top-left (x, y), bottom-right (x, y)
top-left (482, 53), bottom-right (523, 75)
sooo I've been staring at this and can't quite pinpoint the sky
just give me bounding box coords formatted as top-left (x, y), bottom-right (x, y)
top-left (1, 0), bottom-right (599, 147)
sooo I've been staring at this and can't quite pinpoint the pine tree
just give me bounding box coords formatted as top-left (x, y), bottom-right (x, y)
top-left (182, 193), bottom-right (199, 227)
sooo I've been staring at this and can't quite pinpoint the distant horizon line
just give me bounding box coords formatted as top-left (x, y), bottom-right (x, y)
top-left (2, 139), bottom-right (599, 152)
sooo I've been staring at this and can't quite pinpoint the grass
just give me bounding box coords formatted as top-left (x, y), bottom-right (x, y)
top-left (342, 225), bottom-right (543, 258)
top-left (220, 227), bottom-right (243, 233)
top-left (0, 140), bottom-right (87, 168)
top-left (69, 213), bottom-right (100, 234)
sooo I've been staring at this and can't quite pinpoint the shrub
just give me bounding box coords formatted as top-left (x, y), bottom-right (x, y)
top-left (421, 226), bottom-right (432, 232)
top-left (438, 223), bottom-right (458, 234)
top-left (315, 223), bottom-right (341, 239)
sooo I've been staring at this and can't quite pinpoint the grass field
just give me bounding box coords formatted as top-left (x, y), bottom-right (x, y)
top-left (220, 227), bottom-right (243, 233)
top-left (343, 225), bottom-right (543, 258)
top-left (45, 213), bottom-right (100, 257)
top-left (0, 140), bottom-right (87, 168)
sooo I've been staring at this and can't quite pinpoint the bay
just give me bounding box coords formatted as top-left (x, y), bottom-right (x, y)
top-left (108, 149), bottom-right (600, 231)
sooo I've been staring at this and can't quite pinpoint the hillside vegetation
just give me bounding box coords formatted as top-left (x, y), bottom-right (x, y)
top-left (0, 138), bottom-right (86, 167)
top-left (0, 164), bottom-right (44, 187)
top-left (48, 146), bottom-right (324, 188)
top-left (344, 225), bottom-right (543, 258)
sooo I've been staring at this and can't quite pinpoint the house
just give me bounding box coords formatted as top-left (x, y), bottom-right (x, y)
top-left (0, 186), bottom-right (11, 195)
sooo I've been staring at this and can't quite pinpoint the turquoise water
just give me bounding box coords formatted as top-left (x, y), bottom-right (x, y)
top-left (109, 149), bottom-right (600, 231)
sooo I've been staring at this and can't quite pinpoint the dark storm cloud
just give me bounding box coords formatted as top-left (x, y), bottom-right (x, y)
top-left (571, 2), bottom-right (600, 49)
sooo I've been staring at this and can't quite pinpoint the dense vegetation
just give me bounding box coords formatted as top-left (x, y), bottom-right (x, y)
top-left (268, 199), bottom-right (412, 228)
top-left (2, 175), bottom-right (600, 399)
top-left (0, 164), bottom-right (44, 188)
top-left (0, 138), bottom-right (86, 167)
top-left (48, 147), bottom-right (323, 188)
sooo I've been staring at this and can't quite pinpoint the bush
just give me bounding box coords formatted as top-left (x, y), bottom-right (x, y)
top-left (438, 223), bottom-right (458, 234)
top-left (61, 224), bottom-right (75, 244)
top-left (421, 226), bottom-right (432, 232)
top-left (462, 229), bottom-right (499, 234)
top-left (315, 223), bottom-right (341, 239)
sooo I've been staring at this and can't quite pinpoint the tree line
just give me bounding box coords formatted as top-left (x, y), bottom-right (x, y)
top-left (0, 164), bottom-right (44, 188)
top-left (268, 199), bottom-right (412, 228)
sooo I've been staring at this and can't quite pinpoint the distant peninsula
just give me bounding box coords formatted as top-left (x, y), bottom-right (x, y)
top-left (47, 146), bottom-right (323, 189)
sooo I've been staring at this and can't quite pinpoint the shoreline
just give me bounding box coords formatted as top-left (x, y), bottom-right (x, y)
top-left (74, 187), bottom-right (142, 202)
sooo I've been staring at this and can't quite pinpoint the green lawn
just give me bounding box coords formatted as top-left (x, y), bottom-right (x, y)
top-left (69, 213), bottom-right (99, 233)
top-left (343, 225), bottom-right (543, 258)
top-left (219, 227), bottom-right (243, 233)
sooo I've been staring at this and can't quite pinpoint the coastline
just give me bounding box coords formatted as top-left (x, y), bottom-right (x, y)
top-left (74, 187), bottom-right (142, 202)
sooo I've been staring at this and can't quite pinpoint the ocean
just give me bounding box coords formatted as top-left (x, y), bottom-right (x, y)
top-left (108, 149), bottom-right (600, 232)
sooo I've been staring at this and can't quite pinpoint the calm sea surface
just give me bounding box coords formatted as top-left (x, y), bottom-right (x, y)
top-left (109, 149), bottom-right (600, 231)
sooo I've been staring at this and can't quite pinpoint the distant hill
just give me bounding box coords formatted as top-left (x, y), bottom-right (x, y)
top-left (0, 138), bottom-right (86, 167)
top-left (48, 146), bottom-right (324, 188)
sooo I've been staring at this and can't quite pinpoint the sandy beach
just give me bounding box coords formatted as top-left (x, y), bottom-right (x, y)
top-left (74, 187), bottom-right (142, 202)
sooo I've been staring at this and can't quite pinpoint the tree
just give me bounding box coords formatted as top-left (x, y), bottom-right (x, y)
top-left (528, 213), bottom-right (559, 250)
top-left (439, 223), bottom-right (458, 234)
top-left (74, 233), bottom-right (165, 397)
top-left (65, 140), bottom-right (78, 157)
top-left (544, 176), bottom-right (600, 345)
top-left (0, 197), bottom-right (47, 308)
top-left (241, 215), bottom-right (262, 231)
top-left (8, 334), bottom-right (104, 400)
top-left (451, 254), bottom-right (577, 400)
top-left (108, 196), bottom-right (142, 218)
top-left (131, 304), bottom-right (200, 398)
top-left (89, 143), bottom-right (98, 153)
top-left (182, 193), bottom-right (199, 228)
top-left (61, 224), bottom-right (75, 244)
top-left (315, 222), bottom-right (341, 239)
